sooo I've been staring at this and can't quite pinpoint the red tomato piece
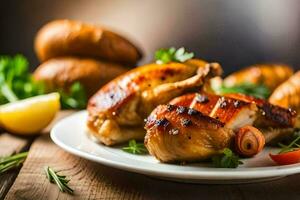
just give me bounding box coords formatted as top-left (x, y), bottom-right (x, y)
top-left (269, 149), bottom-right (300, 165)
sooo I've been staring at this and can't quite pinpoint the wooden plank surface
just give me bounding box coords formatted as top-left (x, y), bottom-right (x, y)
top-left (0, 111), bottom-right (74, 200)
top-left (4, 129), bottom-right (300, 199)
top-left (0, 133), bottom-right (32, 199)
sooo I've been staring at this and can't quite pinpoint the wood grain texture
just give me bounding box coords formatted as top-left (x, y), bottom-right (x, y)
top-left (0, 110), bottom-right (74, 200)
top-left (0, 133), bottom-right (32, 199)
top-left (4, 133), bottom-right (300, 200)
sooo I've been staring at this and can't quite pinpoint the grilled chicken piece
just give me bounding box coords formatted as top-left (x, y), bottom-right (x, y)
top-left (224, 93), bottom-right (298, 143)
top-left (144, 105), bottom-right (234, 162)
top-left (223, 64), bottom-right (293, 91)
top-left (170, 93), bottom-right (218, 116)
top-left (170, 93), bottom-right (257, 130)
top-left (87, 59), bottom-right (222, 145)
top-left (169, 92), bottom-right (297, 143)
top-left (209, 96), bottom-right (257, 130)
top-left (224, 93), bottom-right (297, 128)
top-left (269, 71), bottom-right (300, 113)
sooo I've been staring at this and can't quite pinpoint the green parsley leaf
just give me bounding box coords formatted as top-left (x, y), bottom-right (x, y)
top-left (0, 54), bottom-right (87, 110)
top-left (122, 139), bottom-right (148, 154)
top-left (214, 82), bottom-right (270, 99)
top-left (59, 82), bottom-right (87, 109)
top-left (212, 148), bottom-right (243, 168)
top-left (155, 47), bottom-right (194, 64)
top-left (0, 55), bottom-right (45, 104)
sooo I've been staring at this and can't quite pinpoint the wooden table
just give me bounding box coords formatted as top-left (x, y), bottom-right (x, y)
top-left (1, 111), bottom-right (300, 200)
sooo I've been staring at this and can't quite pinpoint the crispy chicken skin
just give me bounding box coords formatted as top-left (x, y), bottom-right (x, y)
top-left (223, 64), bottom-right (293, 91)
top-left (224, 93), bottom-right (297, 128)
top-left (269, 71), bottom-right (300, 113)
top-left (87, 59), bottom-right (222, 145)
top-left (144, 105), bottom-right (234, 162)
top-left (169, 93), bottom-right (219, 116)
top-left (168, 92), bottom-right (297, 143)
top-left (170, 93), bottom-right (257, 130)
top-left (170, 92), bottom-right (296, 128)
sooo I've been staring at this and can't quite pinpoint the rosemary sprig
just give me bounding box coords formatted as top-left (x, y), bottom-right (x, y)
top-left (44, 166), bottom-right (74, 194)
top-left (278, 135), bottom-right (300, 154)
top-left (122, 140), bottom-right (148, 154)
top-left (0, 151), bottom-right (28, 174)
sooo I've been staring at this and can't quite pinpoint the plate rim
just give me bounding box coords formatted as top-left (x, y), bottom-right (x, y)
top-left (50, 111), bottom-right (300, 181)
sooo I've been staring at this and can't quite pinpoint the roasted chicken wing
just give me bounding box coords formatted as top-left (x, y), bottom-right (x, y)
top-left (170, 93), bottom-right (257, 130)
top-left (144, 104), bottom-right (234, 162)
top-left (87, 59), bottom-right (222, 145)
top-left (169, 92), bottom-right (297, 142)
top-left (225, 93), bottom-right (297, 129)
top-left (223, 64), bottom-right (293, 91)
top-left (269, 71), bottom-right (300, 113)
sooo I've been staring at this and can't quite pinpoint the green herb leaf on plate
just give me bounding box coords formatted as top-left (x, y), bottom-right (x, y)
top-left (278, 133), bottom-right (300, 154)
top-left (212, 148), bottom-right (243, 168)
top-left (122, 139), bottom-right (148, 154)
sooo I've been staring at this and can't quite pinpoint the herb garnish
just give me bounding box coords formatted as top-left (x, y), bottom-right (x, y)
top-left (278, 135), bottom-right (300, 154)
top-left (0, 55), bottom-right (45, 104)
top-left (44, 166), bottom-right (74, 194)
top-left (214, 82), bottom-right (270, 99)
top-left (122, 140), bottom-right (148, 154)
top-left (155, 47), bottom-right (194, 64)
top-left (59, 82), bottom-right (87, 109)
top-left (0, 151), bottom-right (28, 174)
top-left (0, 55), bottom-right (87, 109)
top-left (212, 148), bottom-right (243, 168)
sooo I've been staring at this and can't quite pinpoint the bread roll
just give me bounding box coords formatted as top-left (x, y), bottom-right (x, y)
top-left (33, 57), bottom-right (127, 97)
top-left (35, 20), bottom-right (142, 65)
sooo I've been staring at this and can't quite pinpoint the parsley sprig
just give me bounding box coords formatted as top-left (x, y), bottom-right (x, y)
top-left (122, 140), bottom-right (148, 154)
top-left (44, 166), bottom-right (74, 194)
top-left (0, 55), bottom-right (45, 104)
top-left (59, 82), bottom-right (87, 109)
top-left (0, 55), bottom-right (87, 109)
top-left (155, 47), bottom-right (194, 64)
top-left (214, 82), bottom-right (270, 99)
top-left (212, 148), bottom-right (243, 168)
top-left (0, 152), bottom-right (28, 174)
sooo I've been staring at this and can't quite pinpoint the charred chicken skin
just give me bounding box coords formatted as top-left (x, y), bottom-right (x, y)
top-left (144, 104), bottom-right (234, 162)
top-left (87, 59), bottom-right (222, 145)
top-left (170, 92), bottom-right (297, 128)
top-left (170, 92), bottom-right (297, 142)
top-left (170, 93), bottom-right (257, 130)
top-left (145, 92), bottom-right (296, 162)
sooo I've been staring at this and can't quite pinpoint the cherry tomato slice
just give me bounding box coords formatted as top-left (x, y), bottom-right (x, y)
top-left (269, 149), bottom-right (300, 165)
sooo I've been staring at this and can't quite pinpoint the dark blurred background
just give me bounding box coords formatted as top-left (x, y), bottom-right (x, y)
top-left (0, 0), bottom-right (300, 74)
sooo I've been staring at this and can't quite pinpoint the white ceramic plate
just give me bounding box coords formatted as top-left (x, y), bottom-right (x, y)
top-left (51, 111), bottom-right (300, 184)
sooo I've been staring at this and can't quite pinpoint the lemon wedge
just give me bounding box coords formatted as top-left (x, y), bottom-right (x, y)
top-left (0, 93), bottom-right (60, 135)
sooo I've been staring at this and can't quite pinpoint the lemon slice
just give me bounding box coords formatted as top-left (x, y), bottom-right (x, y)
top-left (0, 93), bottom-right (60, 135)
